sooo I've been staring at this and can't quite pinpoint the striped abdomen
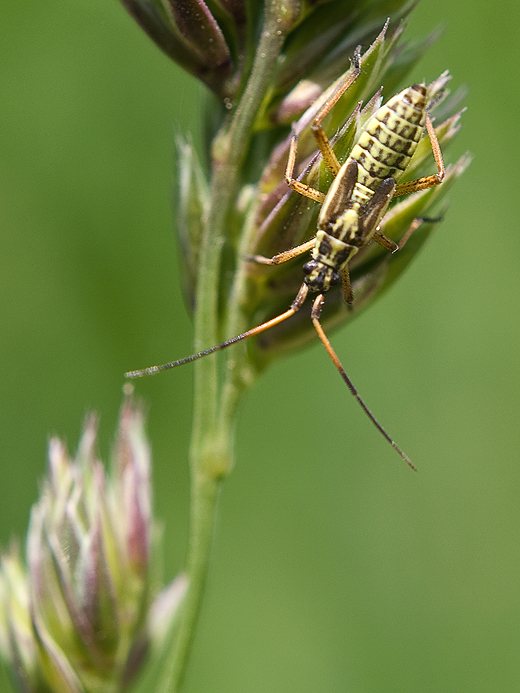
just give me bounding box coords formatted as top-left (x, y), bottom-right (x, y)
top-left (347, 83), bottom-right (427, 205)
top-left (304, 84), bottom-right (428, 294)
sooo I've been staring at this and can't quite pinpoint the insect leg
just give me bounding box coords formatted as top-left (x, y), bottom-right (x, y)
top-left (311, 46), bottom-right (361, 176)
top-left (310, 294), bottom-right (416, 470)
top-left (372, 230), bottom-right (399, 253)
top-left (125, 284), bottom-right (310, 379)
top-left (249, 237), bottom-right (316, 265)
top-left (285, 126), bottom-right (327, 203)
top-left (396, 217), bottom-right (426, 250)
top-left (252, 128), bottom-right (325, 265)
top-left (340, 264), bottom-right (354, 304)
top-left (393, 113), bottom-right (445, 197)
top-left (395, 214), bottom-right (444, 250)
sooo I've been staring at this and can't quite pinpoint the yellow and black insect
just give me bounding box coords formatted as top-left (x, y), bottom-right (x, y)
top-left (126, 48), bottom-right (445, 470)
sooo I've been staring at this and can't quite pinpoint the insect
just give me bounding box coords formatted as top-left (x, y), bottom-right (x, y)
top-left (126, 48), bottom-right (445, 470)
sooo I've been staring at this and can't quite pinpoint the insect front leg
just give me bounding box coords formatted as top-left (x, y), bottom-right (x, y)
top-left (249, 237), bottom-right (316, 266)
top-left (372, 229), bottom-right (399, 253)
top-left (340, 264), bottom-right (354, 304)
top-left (395, 215), bottom-right (444, 250)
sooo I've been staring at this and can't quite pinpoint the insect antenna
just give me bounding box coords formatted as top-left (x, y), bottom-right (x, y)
top-left (310, 294), bottom-right (417, 471)
top-left (125, 284), bottom-right (310, 379)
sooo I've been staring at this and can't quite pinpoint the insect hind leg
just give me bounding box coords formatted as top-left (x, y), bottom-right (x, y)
top-left (310, 46), bottom-right (362, 177)
top-left (393, 113), bottom-right (445, 197)
top-left (284, 125), bottom-right (327, 204)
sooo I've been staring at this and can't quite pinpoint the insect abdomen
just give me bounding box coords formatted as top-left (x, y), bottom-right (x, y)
top-left (348, 84), bottom-right (427, 200)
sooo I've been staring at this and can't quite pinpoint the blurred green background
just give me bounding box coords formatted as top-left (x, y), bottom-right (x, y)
top-left (1, 0), bottom-right (519, 691)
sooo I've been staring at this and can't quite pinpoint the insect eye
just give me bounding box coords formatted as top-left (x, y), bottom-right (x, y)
top-left (303, 260), bottom-right (318, 275)
top-left (330, 272), bottom-right (341, 286)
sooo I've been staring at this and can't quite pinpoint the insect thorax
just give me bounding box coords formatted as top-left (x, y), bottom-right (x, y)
top-left (303, 229), bottom-right (357, 292)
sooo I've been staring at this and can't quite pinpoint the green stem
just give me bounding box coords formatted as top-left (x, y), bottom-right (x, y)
top-left (218, 195), bottom-right (263, 439)
top-left (158, 8), bottom-right (288, 692)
